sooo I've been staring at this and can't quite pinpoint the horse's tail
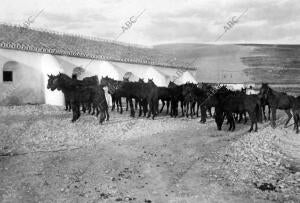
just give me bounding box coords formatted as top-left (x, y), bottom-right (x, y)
top-left (256, 101), bottom-right (263, 123)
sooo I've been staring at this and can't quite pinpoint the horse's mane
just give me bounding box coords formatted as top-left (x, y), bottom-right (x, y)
top-left (59, 73), bottom-right (71, 79)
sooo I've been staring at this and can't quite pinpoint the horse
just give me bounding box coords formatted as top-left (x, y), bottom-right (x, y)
top-left (101, 76), bottom-right (123, 113)
top-left (168, 81), bottom-right (186, 117)
top-left (183, 83), bottom-right (208, 122)
top-left (157, 87), bottom-right (172, 115)
top-left (116, 79), bottom-right (159, 119)
top-left (47, 73), bottom-right (109, 123)
top-left (101, 76), bottom-right (141, 114)
top-left (48, 75), bottom-right (71, 111)
top-left (211, 86), bottom-right (262, 132)
top-left (259, 83), bottom-right (294, 128)
top-left (182, 83), bottom-right (197, 118)
top-left (292, 96), bottom-right (300, 133)
top-left (200, 83), bottom-right (216, 117)
top-left (261, 97), bottom-right (271, 121)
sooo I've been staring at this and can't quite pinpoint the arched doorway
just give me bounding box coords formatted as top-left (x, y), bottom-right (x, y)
top-left (1, 61), bottom-right (42, 105)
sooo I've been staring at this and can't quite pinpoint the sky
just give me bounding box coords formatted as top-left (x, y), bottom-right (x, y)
top-left (0, 0), bottom-right (299, 46)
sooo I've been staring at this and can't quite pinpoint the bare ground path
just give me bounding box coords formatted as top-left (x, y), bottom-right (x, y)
top-left (0, 105), bottom-right (299, 202)
top-left (1, 126), bottom-right (267, 202)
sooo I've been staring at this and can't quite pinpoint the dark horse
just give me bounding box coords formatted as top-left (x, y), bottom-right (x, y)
top-left (117, 79), bottom-right (159, 119)
top-left (47, 73), bottom-right (109, 123)
top-left (292, 96), bottom-right (300, 133)
top-left (101, 76), bottom-right (140, 114)
top-left (157, 87), bottom-right (172, 115)
top-left (259, 83), bottom-right (294, 128)
top-left (182, 83), bottom-right (208, 122)
top-left (211, 86), bottom-right (262, 132)
top-left (168, 81), bottom-right (186, 117)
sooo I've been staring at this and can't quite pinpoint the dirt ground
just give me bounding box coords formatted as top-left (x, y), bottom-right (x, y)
top-left (0, 105), bottom-right (299, 203)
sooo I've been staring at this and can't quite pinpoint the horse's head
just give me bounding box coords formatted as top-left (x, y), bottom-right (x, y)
top-left (100, 76), bottom-right (111, 86)
top-left (148, 78), bottom-right (156, 86)
top-left (47, 74), bottom-right (54, 89)
top-left (241, 88), bottom-right (246, 94)
top-left (47, 74), bottom-right (60, 91)
top-left (168, 81), bottom-right (177, 88)
top-left (182, 84), bottom-right (193, 97)
top-left (138, 78), bottom-right (144, 83)
top-left (259, 83), bottom-right (270, 99)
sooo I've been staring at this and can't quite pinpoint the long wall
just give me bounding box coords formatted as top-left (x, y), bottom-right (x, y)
top-left (0, 48), bottom-right (193, 106)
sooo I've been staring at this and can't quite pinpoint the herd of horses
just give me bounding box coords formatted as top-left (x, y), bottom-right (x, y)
top-left (47, 73), bottom-right (300, 133)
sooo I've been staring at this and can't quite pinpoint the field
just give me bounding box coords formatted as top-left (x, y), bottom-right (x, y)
top-left (0, 105), bottom-right (300, 202)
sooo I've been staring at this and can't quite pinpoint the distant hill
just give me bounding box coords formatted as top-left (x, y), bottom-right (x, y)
top-left (153, 43), bottom-right (300, 84)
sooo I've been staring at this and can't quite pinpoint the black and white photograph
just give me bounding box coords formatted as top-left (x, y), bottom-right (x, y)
top-left (0, 0), bottom-right (300, 202)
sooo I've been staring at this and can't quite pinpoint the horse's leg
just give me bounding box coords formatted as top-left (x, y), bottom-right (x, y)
top-left (232, 114), bottom-right (236, 131)
top-left (196, 103), bottom-right (200, 117)
top-left (191, 102), bottom-right (194, 117)
top-left (295, 114), bottom-right (299, 133)
top-left (143, 100), bottom-right (148, 117)
top-left (262, 105), bottom-right (267, 121)
top-left (238, 112), bottom-right (242, 123)
top-left (244, 112), bottom-right (248, 124)
top-left (96, 106), bottom-right (100, 116)
top-left (126, 98), bottom-right (129, 111)
top-left (268, 105), bottom-right (271, 120)
top-left (208, 107), bottom-right (213, 117)
top-left (151, 99), bottom-right (156, 119)
top-left (138, 100), bottom-right (142, 117)
top-left (64, 97), bottom-right (68, 111)
top-left (129, 98), bottom-right (135, 117)
top-left (170, 100), bottom-right (174, 117)
top-left (181, 101), bottom-right (184, 117)
top-left (248, 112), bottom-right (254, 132)
top-left (227, 114), bottom-right (232, 131)
top-left (119, 98), bottom-right (123, 114)
top-left (82, 103), bottom-right (86, 113)
top-left (255, 119), bottom-right (258, 132)
top-left (147, 98), bottom-right (152, 118)
top-left (160, 100), bottom-right (165, 113)
top-left (200, 105), bottom-right (206, 123)
top-left (72, 102), bottom-right (80, 122)
top-left (111, 96), bottom-right (115, 111)
top-left (284, 109), bottom-right (292, 128)
top-left (106, 106), bottom-right (110, 121)
top-left (77, 104), bottom-right (81, 120)
top-left (166, 100), bottom-right (170, 115)
top-left (271, 107), bottom-right (276, 128)
top-left (175, 101), bottom-right (179, 118)
top-left (135, 99), bottom-right (138, 110)
top-left (98, 104), bottom-right (106, 124)
top-left (71, 102), bottom-right (77, 122)
top-left (186, 102), bottom-right (189, 118)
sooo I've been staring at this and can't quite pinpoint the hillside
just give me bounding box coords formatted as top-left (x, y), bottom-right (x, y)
top-left (154, 43), bottom-right (300, 84)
